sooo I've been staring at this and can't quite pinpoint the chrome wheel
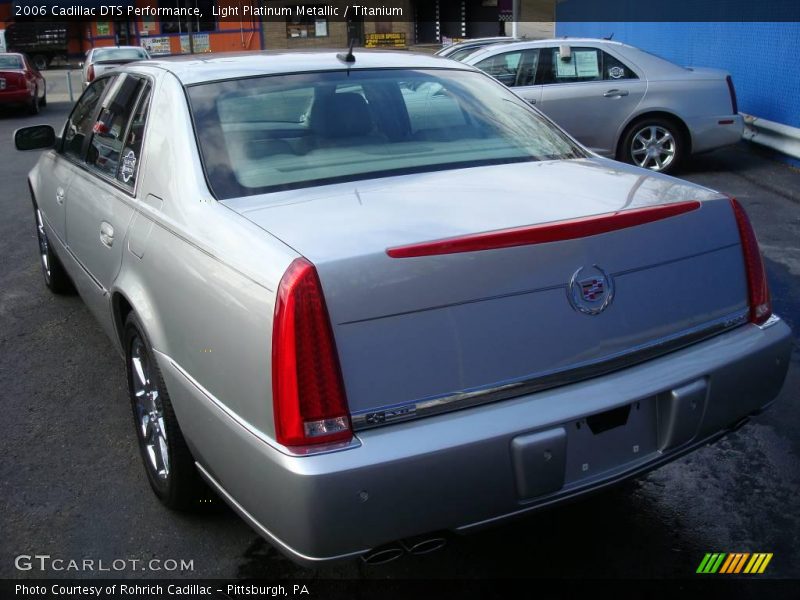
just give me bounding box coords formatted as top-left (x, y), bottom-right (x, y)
top-left (130, 336), bottom-right (170, 480)
top-left (35, 209), bottom-right (50, 278)
top-left (630, 125), bottom-right (676, 171)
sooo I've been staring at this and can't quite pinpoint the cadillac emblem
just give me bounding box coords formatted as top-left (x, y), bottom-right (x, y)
top-left (567, 265), bottom-right (615, 315)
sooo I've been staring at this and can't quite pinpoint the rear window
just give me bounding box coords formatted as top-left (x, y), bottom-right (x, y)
top-left (0, 55), bottom-right (24, 69)
top-left (93, 48), bottom-right (147, 62)
top-left (187, 68), bottom-right (584, 199)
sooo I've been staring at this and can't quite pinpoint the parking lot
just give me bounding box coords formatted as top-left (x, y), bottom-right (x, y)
top-left (1, 73), bottom-right (798, 581)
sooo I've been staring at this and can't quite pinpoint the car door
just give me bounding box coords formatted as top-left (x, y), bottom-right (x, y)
top-left (474, 48), bottom-right (542, 106)
top-left (535, 46), bottom-right (646, 155)
top-left (65, 74), bottom-right (151, 309)
top-left (38, 77), bottom-right (112, 246)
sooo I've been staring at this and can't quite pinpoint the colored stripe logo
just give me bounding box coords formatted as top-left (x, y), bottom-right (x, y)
top-left (697, 553), bottom-right (773, 574)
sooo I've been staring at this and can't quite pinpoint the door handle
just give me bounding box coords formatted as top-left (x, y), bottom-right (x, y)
top-left (56, 187), bottom-right (65, 205)
top-left (100, 222), bottom-right (114, 247)
top-left (528, 98), bottom-right (537, 105)
top-left (603, 89), bottom-right (629, 97)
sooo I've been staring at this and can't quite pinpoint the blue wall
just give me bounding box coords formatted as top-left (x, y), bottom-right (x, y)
top-left (555, 21), bottom-right (800, 129)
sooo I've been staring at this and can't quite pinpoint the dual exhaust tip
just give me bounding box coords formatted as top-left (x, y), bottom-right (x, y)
top-left (361, 534), bottom-right (448, 565)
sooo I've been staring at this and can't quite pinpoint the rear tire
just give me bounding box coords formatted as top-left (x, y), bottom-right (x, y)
top-left (124, 313), bottom-right (210, 510)
top-left (34, 206), bottom-right (73, 294)
top-left (28, 88), bottom-right (40, 115)
top-left (619, 117), bottom-right (685, 174)
top-left (40, 84), bottom-right (47, 107)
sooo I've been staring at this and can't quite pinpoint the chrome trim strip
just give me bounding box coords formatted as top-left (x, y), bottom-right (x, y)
top-left (195, 462), bottom-right (368, 563)
top-left (351, 309), bottom-right (749, 431)
top-left (154, 350), bottom-right (361, 457)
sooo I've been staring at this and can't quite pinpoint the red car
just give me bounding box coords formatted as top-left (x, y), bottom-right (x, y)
top-left (0, 53), bottom-right (46, 114)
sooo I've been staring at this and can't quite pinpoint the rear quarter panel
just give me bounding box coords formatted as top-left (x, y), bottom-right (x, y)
top-left (113, 68), bottom-right (296, 440)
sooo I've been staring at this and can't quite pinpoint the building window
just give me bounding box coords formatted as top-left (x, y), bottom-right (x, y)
top-left (159, 0), bottom-right (216, 34)
top-left (286, 12), bottom-right (329, 38)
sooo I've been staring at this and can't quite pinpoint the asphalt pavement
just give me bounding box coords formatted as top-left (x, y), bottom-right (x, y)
top-left (1, 92), bottom-right (798, 581)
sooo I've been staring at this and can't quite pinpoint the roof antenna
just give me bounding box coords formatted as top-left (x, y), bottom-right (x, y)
top-left (337, 39), bottom-right (356, 64)
top-left (604, 33), bottom-right (614, 40)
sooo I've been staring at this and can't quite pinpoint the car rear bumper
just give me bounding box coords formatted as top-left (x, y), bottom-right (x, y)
top-left (688, 113), bottom-right (744, 153)
top-left (159, 316), bottom-right (791, 566)
top-left (0, 88), bottom-right (33, 104)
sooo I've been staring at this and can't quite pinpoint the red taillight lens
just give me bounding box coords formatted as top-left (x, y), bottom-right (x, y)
top-left (272, 258), bottom-right (351, 447)
top-left (726, 75), bottom-right (738, 115)
top-left (87, 64), bottom-right (95, 82)
top-left (730, 198), bottom-right (771, 325)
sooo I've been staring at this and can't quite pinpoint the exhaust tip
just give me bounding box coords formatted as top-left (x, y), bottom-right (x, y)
top-left (400, 535), bottom-right (448, 556)
top-left (361, 544), bottom-right (405, 565)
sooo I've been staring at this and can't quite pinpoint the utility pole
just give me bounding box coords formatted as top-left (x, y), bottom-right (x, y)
top-left (511, 0), bottom-right (519, 38)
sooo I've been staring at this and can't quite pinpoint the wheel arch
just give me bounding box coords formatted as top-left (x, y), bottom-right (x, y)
top-left (110, 279), bottom-right (168, 361)
top-left (616, 110), bottom-right (692, 160)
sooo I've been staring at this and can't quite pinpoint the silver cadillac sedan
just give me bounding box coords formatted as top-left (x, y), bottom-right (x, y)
top-left (461, 38), bottom-right (744, 173)
top-left (14, 51), bottom-right (791, 566)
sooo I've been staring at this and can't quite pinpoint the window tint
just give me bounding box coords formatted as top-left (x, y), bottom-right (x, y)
top-left (86, 75), bottom-right (148, 185)
top-left (63, 77), bottom-right (111, 160)
top-left (475, 49), bottom-right (538, 87)
top-left (475, 51), bottom-right (523, 86)
top-left (188, 69), bottom-right (585, 199)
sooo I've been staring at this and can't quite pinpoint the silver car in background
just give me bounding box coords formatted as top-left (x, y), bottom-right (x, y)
top-left (435, 36), bottom-right (518, 61)
top-left (461, 38), bottom-right (744, 172)
top-left (15, 51), bottom-right (790, 566)
top-left (81, 45), bottom-right (150, 87)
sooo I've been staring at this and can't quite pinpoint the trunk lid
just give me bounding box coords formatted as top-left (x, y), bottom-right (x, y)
top-left (225, 158), bottom-right (748, 423)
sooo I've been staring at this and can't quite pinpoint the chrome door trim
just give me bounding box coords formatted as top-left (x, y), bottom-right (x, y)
top-left (350, 309), bottom-right (750, 431)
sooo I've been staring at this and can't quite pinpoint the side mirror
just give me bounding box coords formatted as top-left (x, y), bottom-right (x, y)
top-left (79, 61), bottom-right (84, 68)
top-left (14, 125), bottom-right (56, 151)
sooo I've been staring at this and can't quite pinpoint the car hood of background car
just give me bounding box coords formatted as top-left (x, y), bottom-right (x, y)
top-left (222, 157), bottom-right (725, 263)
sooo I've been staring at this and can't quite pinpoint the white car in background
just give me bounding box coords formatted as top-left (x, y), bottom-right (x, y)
top-left (81, 46), bottom-right (150, 87)
top-left (461, 38), bottom-right (744, 173)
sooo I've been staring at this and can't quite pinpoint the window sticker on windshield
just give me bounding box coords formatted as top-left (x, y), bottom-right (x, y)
top-left (120, 149), bottom-right (137, 183)
top-left (608, 65), bottom-right (625, 79)
top-left (555, 51), bottom-right (577, 77)
top-left (574, 51), bottom-right (600, 77)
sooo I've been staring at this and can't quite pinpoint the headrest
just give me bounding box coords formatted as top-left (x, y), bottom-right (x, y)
top-left (312, 92), bottom-right (372, 138)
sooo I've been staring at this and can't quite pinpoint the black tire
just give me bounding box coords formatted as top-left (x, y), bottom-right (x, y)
top-left (124, 313), bottom-right (209, 510)
top-left (28, 88), bottom-right (40, 115)
top-left (32, 54), bottom-right (48, 71)
top-left (34, 205), bottom-right (73, 294)
top-left (619, 117), bottom-right (686, 174)
top-left (40, 83), bottom-right (47, 107)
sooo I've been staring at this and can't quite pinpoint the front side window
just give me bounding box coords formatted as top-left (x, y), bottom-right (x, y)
top-left (62, 77), bottom-right (112, 160)
top-left (474, 51), bottom-right (523, 87)
top-left (475, 49), bottom-right (539, 87)
top-left (188, 69), bottom-right (585, 199)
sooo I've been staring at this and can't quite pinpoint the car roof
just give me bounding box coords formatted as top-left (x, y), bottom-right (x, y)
top-left (139, 50), bottom-right (475, 85)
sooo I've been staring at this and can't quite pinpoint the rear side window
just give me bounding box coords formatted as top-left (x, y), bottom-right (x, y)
top-left (62, 77), bottom-right (111, 160)
top-left (86, 74), bottom-right (151, 188)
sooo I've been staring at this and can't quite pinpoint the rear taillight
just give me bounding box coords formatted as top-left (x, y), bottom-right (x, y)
top-left (87, 64), bottom-right (95, 82)
top-left (272, 258), bottom-right (351, 447)
top-left (725, 75), bottom-right (738, 115)
top-left (730, 198), bottom-right (771, 325)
